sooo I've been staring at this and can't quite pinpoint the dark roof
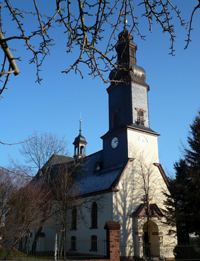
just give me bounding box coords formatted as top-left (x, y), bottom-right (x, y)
top-left (73, 133), bottom-right (87, 144)
top-left (101, 123), bottom-right (159, 140)
top-left (43, 154), bottom-right (74, 168)
top-left (38, 151), bottom-right (128, 197)
top-left (73, 151), bottom-right (128, 196)
top-left (128, 123), bottom-right (160, 136)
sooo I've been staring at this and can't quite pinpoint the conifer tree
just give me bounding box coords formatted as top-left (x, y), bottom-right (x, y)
top-left (184, 110), bottom-right (200, 235)
top-left (163, 159), bottom-right (190, 244)
top-left (164, 111), bottom-right (200, 241)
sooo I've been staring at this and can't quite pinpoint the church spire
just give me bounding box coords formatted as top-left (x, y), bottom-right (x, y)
top-left (79, 118), bottom-right (82, 135)
top-left (73, 118), bottom-right (87, 159)
top-left (109, 29), bottom-right (147, 87)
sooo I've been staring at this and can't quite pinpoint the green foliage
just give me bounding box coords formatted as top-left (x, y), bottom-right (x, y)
top-left (173, 245), bottom-right (200, 260)
top-left (164, 110), bottom-right (200, 243)
top-left (184, 111), bottom-right (200, 236)
top-left (0, 247), bottom-right (26, 260)
top-left (163, 159), bottom-right (190, 244)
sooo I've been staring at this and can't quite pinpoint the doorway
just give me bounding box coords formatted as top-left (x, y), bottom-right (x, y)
top-left (143, 221), bottom-right (160, 258)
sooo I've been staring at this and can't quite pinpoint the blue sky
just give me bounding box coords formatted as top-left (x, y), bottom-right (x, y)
top-left (1, 1), bottom-right (200, 177)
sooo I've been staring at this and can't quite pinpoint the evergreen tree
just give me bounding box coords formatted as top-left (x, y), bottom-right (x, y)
top-left (184, 110), bottom-right (200, 235)
top-left (163, 159), bottom-right (190, 244)
top-left (164, 111), bottom-right (200, 242)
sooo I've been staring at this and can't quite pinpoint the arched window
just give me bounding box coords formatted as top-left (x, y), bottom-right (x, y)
top-left (80, 145), bottom-right (85, 155)
top-left (71, 236), bottom-right (76, 250)
top-left (91, 235), bottom-right (97, 251)
top-left (91, 202), bottom-right (97, 228)
top-left (71, 206), bottom-right (77, 229)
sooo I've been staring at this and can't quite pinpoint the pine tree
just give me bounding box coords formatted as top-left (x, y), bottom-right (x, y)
top-left (164, 111), bottom-right (200, 242)
top-left (163, 159), bottom-right (190, 244)
top-left (184, 110), bottom-right (200, 236)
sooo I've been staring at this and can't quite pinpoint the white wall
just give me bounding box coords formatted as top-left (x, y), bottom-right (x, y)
top-left (127, 128), bottom-right (159, 163)
top-left (65, 193), bottom-right (112, 255)
top-left (112, 158), bottom-right (176, 258)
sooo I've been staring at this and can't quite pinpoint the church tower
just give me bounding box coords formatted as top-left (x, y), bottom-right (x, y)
top-left (73, 119), bottom-right (87, 159)
top-left (102, 30), bottom-right (159, 168)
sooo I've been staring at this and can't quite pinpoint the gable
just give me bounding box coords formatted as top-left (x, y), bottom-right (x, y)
top-left (133, 203), bottom-right (164, 220)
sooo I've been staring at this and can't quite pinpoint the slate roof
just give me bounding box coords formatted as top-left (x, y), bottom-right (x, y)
top-left (43, 154), bottom-right (74, 167)
top-left (39, 151), bottom-right (128, 197)
top-left (74, 151), bottom-right (128, 196)
top-left (102, 123), bottom-right (159, 139)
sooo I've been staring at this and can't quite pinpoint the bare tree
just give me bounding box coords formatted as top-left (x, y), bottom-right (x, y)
top-left (0, 167), bottom-right (53, 259)
top-left (51, 162), bottom-right (80, 258)
top-left (11, 131), bottom-right (68, 177)
top-left (0, 1), bottom-right (200, 97)
top-left (50, 159), bottom-right (106, 259)
top-left (0, 168), bottom-right (15, 243)
top-left (7, 131), bottom-right (69, 254)
top-left (132, 157), bottom-right (159, 259)
top-left (133, 156), bottom-right (175, 259)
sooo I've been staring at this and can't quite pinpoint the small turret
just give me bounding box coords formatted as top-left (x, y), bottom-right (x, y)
top-left (73, 119), bottom-right (87, 159)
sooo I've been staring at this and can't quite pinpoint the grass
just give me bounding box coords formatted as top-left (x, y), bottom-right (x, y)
top-left (0, 247), bottom-right (54, 260)
top-left (0, 247), bottom-right (104, 260)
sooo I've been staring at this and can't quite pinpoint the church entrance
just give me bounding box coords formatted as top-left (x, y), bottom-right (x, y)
top-left (143, 221), bottom-right (160, 258)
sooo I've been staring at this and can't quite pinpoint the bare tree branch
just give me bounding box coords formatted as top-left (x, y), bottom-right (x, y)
top-left (0, 1), bottom-right (198, 97)
top-left (0, 137), bottom-right (34, 146)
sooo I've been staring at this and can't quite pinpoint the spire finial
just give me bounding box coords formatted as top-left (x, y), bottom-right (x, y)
top-left (79, 116), bottom-right (82, 135)
top-left (120, 12), bottom-right (128, 31)
top-left (121, 0), bottom-right (128, 30)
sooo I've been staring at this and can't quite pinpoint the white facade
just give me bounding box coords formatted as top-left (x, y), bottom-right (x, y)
top-left (28, 153), bottom-right (176, 259)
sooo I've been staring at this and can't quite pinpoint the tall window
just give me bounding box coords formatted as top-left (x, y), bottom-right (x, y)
top-left (71, 206), bottom-right (77, 229)
top-left (91, 202), bottom-right (98, 228)
top-left (112, 110), bottom-right (119, 128)
top-left (91, 235), bottom-right (98, 251)
top-left (80, 145), bottom-right (85, 155)
top-left (71, 236), bottom-right (76, 250)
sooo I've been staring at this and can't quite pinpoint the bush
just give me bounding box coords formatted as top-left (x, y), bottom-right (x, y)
top-left (174, 245), bottom-right (200, 260)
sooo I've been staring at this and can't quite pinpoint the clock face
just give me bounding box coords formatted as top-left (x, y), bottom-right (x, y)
top-left (111, 137), bottom-right (119, 149)
top-left (138, 135), bottom-right (148, 146)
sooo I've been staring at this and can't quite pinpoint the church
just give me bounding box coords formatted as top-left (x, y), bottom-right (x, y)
top-left (28, 30), bottom-right (176, 259)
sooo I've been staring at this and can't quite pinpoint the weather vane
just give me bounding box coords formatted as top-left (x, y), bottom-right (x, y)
top-left (120, 10), bottom-right (128, 30)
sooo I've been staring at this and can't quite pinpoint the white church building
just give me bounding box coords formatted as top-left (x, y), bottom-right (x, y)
top-left (28, 30), bottom-right (176, 259)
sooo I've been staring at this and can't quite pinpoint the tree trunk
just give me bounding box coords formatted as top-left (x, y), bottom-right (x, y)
top-left (31, 226), bottom-right (43, 254)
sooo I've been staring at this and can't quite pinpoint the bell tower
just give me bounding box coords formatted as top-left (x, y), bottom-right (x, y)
top-left (108, 30), bottom-right (150, 131)
top-left (73, 119), bottom-right (87, 159)
top-left (101, 29), bottom-right (159, 168)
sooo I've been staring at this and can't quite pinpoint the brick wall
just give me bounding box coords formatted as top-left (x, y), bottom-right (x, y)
top-left (104, 221), bottom-right (121, 261)
top-left (67, 221), bottom-right (121, 261)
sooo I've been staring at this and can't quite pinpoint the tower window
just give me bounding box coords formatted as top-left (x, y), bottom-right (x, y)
top-left (131, 48), bottom-right (135, 57)
top-left (136, 108), bottom-right (146, 126)
top-left (112, 110), bottom-right (119, 128)
top-left (80, 145), bottom-right (85, 155)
